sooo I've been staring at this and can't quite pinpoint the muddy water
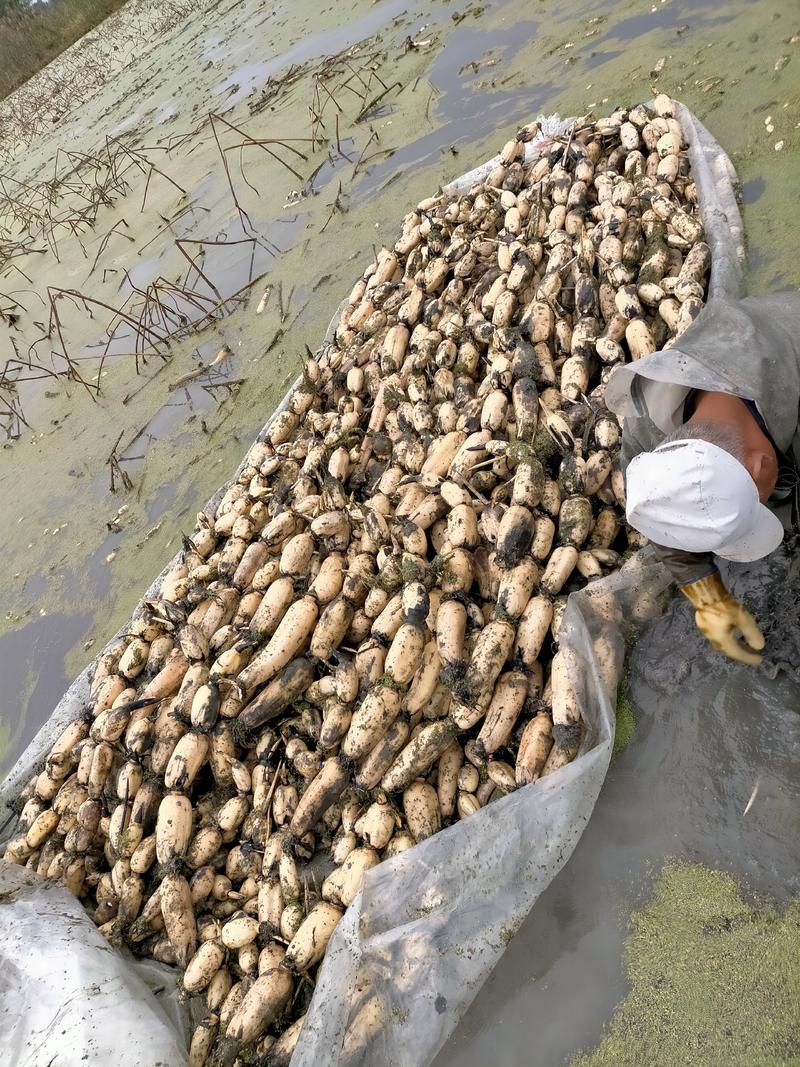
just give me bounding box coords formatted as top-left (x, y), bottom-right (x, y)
top-left (0, 0), bottom-right (799, 1057)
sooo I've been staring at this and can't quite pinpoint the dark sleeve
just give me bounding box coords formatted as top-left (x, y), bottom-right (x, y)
top-left (646, 542), bottom-right (718, 588)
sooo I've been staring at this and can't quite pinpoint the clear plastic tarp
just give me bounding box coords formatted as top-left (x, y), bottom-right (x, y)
top-left (0, 862), bottom-right (190, 1067)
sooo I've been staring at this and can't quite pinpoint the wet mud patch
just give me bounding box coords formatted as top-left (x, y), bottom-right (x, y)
top-left (636, 546), bottom-right (800, 691)
top-left (571, 862), bottom-right (800, 1067)
top-left (584, 49), bottom-right (623, 70)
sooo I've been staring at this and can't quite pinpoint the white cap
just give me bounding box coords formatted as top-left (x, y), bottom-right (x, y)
top-left (626, 438), bottom-right (784, 562)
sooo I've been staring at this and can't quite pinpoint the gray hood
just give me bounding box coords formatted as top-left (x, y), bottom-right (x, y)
top-left (606, 293), bottom-right (800, 453)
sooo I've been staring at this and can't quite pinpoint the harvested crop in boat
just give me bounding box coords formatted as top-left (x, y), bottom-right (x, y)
top-left (4, 98), bottom-right (710, 1063)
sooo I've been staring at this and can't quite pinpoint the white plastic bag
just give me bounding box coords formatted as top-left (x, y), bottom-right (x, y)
top-left (0, 862), bottom-right (189, 1067)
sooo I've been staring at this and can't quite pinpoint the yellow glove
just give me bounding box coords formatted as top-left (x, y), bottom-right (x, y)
top-left (680, 573), bottom-right (765, 666)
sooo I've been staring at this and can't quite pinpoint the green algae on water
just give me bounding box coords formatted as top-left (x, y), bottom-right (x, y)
top-left (612, 682), bottom-right (635, 761)
top-left (571, 862), bottom-right (800, 1067)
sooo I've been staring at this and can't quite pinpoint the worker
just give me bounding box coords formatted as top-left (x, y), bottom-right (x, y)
top-left (605, 293), bottom-right (800, 665)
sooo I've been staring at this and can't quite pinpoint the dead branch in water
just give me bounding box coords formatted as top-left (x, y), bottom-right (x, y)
top-left (106, 429), bottom-right (134, 493)
top-left (209, 111), bottom-right (315, 229)
top-left (85, 218), bottom-right (135, 280)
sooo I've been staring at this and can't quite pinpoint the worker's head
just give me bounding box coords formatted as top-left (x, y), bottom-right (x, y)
top-left (625, 420), bottom-right (784, 562)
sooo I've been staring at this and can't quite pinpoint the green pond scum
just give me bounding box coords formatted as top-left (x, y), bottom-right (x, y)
top-left (572, 862), bottom-right (800, 1067)
top-left (612, 683), bottom-right (635, 760)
